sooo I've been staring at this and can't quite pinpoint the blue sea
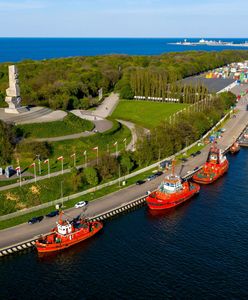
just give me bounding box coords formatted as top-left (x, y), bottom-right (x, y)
top-left (1, 149), bottom-right (248, 299)
top-left (0, 38), bottom-right (248, 62)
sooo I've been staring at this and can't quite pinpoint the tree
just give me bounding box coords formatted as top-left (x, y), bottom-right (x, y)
top-left (119, 152), bottom-right (134, 174)
top-left (71, 167), bottom-right (85, 192)
top-left (0, 120), bottom-right (15, 165)
top-left (97, 153), bottom-right (118, 180)
top-left (83, 167), bottom-right (99, 186)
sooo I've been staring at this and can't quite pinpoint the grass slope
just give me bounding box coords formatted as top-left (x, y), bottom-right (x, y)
top-left (17, 112), bottom-right (94, 139)
top-left (14, 121), bottom-right (131, 174)
top-left (111, 100), bottom-right (188, 129)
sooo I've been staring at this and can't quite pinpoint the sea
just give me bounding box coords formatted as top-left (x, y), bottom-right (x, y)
top-left (0, 37), bottom-right (248, 63)
top-left (1, 149), bottom-right (248, 300)
top-left (1, 38), bottom-right (248, 300)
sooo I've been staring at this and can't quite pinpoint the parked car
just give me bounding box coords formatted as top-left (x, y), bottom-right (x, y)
top-left (155, 171), bottom-right (163, 176)
top-left (75, 201), bottom-right (88, 208)
top-left (160, 160), bottom-right (172, 169)
top-left (46, 210), bottom-right (59, 217)
top-left (193, 166), bottom-right (199, 171)
top-left (147, 174), bottom-right (156, 181)
top-left (136, 180), bottom-right (146, 185)
top-left (28, 216), bottom-right (44, 224)
top-left (146, 190), bottom-right (151, 195)
top-left (180, 158), bottom-right (188, 162)
top-left (191, 153), bottom-right (196, 157)
top-left (195, 150), bottom-right (201, 155)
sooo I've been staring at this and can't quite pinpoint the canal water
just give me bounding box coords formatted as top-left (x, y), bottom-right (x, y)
top-left (1, 149), bottom-right (248, 300)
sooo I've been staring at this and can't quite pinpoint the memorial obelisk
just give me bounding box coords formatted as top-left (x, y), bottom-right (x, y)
top-left (5, 65), bottom-right (27, 114)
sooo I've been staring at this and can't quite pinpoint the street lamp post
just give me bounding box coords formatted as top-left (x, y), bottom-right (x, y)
top-left (36, 154), bottom-right (41, 175)
top-left (60, 181), bottom-right (64, 208)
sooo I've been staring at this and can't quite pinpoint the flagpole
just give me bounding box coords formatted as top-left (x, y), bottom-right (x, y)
top-left (84, 151), bottom-right (87, 167)
top-left (48, 159), bottom-right (50, 178)
top-left (124, 138), bottom-right (127, 150)
top-left (19, 168), bottom-right (22, 187)
top-left (115, 142), bottom-right (118, 158)
top-left (62, 158), bottom-right (64, 174)
top-left (37, 155), bottom-right (41, 175)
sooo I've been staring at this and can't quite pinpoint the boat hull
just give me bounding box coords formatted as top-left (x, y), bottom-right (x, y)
top-left (146, 182), bottom-right (200, 210)
top-left (192, 161), bottom-right (229, 184)
top-left (36, 222), bottom-right (103, 253)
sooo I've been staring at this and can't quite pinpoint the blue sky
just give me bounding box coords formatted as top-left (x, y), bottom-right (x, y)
top-left (0, 0), bottom-right (247, 37)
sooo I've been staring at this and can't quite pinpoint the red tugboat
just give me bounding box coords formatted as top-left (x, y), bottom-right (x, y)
top-left (192, 144), bottom-right (228, 184)
top-left (36, 212), bottom-right (103, 253)
top-left (146, 163), bottom-right (200, 210)
top-left (230, 141), bottom-right (240, 154)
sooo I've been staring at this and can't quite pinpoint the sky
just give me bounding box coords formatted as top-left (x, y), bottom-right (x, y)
top-left (0, 0), bottom-right (247, 38)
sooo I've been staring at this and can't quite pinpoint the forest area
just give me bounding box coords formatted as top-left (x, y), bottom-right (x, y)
top-left (0, 50), bottom-right (248, 109)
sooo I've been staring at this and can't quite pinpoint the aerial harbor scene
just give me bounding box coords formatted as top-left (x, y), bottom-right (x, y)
top-left (0, 1), bottom-right (248, 299)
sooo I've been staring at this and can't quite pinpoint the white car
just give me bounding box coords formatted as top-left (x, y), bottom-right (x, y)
top-left (74, 201), bottom-right (87, 208)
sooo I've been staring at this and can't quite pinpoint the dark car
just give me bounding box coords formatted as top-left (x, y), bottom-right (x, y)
top-left (160, 160), bottom-right (172, 169)
top-left (155, 171), bottom-right (163, 176)
top-left (195, 150), bottom-right (201, 155)
top-left (147, 174), bottom-right (156, 181)
top-left (46, 210), bottom-right (59, 217)
top-left (136, 180), bottom-right (146, 185)
top-left (28, 216), bottom-right (44, 224)
top-left (180, 157), bottom-right (188, 162)
top-left (191, 153), bottom-right (197, 157)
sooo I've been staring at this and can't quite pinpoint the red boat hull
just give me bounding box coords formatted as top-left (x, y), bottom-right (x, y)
top-left (192, 160), bottom-right (229, 184)
top-left (146, 182), bottom-right (200, 210)
top-left (36, 221), bottom-right (103, 253)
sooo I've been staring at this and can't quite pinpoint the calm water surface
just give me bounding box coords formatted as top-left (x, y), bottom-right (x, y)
top-left (0, 38), bottom-right (248, 62)
top-left (1, 149), bottom-right (248, 300)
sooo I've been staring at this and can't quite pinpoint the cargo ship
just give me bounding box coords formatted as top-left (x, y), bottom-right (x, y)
top-left (192, 145), bottom-right (228, 184)
top-left (146, 164), bottom-right (200, 210)
top-left (230, 141), bottom-right (240, 154)
top-left (36, 212), bottom-right (103, 253)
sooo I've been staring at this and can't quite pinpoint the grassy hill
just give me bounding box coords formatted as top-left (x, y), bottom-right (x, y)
top-left (17, 112), bottom-right (94, 139)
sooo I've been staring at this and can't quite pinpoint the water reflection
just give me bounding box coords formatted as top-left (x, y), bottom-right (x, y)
top-left (37, 230), bottom-right (104, 264)
top-left (145, 195), bottom-right (198, 233)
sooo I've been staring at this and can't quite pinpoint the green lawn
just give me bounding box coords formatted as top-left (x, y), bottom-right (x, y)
top-left (17, 112), bottom-right (94, 139)
top-left (13, 121), bottom-right (132, 175)
top-left (111, 100), bottom-right (188, 129)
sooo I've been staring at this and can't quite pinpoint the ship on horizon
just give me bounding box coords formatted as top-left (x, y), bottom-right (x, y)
top-left (169, 38), bottom-right (248, 47)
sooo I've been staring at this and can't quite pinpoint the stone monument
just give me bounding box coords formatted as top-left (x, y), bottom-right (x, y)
top-left (5, 65), bottom-right (27, 114)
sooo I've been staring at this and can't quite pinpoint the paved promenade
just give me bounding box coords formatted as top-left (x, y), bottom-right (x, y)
top-left (0, 94), bottom-right (247, 250)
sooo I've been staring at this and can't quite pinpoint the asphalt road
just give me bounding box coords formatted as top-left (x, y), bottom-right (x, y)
top-left (0, 93), bottom-right (247, 250)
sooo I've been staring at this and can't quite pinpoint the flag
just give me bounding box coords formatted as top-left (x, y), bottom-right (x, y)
top-left (93, 146), bottom-right (98, 151)
top-left (113, 141), bottom-right (118, 146)
top-left (29, 162), bottom-right (35, 168)
top-left (15, 166), bottom-right (21, 171)
top-left (44, 159), bottom-right (49, 164)
top-left (57, 156), bottom-right (64, 161)
top-left (83, 150), bottom-right (87, 155)
top-left (70, 153), bottom-right (76, 157)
